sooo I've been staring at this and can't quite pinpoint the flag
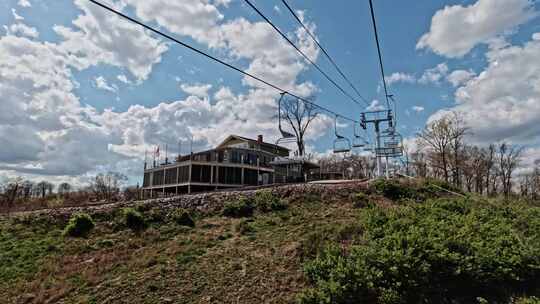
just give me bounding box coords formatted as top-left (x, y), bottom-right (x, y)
top-left (155, 145), bottom-right (160, 158)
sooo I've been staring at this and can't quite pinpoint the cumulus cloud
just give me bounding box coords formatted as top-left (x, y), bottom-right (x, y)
top-left (94, 76), bottom-right (118, 93)
top-left (116, 74), bottom-right (132, 85)
top-left (54, 0), bottom-right (168, 81)
top-left (18, 0), bottom-right (31, 7)
top-left (386, 72), bottom-right (416, 85)
top-left (4, 23), bottom-right (39, 38)
top-left (447, 69), bottom-right (476, 87)
top-left (429, 32), bottom-right (540, 144)
top-left (180, 83), bottom-right (213, 98)
top-left (0, 0), bottom-right (327, 184)
top-left (412, 106), bottom-right (425, 113)
top-left (366, 100), bottom-right (385, 111)
top-left (417, 0), bottom-right (538, 58)
top-left (11, 8), bottom-right (24, 20)
top-left (419, 63), bottom-right (449, 85)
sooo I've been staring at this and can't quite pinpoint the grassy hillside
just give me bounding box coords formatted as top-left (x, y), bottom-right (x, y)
top-left (1, 180), bottom-right (539, 304)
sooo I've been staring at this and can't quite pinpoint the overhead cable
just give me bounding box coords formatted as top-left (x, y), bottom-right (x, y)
top-left (280, 0), bottom-right (370, 106)
top-left (89, 0), bottom-right (359, 123)
top-left (368, 0), bottom-right (391, 109)
top-left (244, 0), bottom-right (368, 107)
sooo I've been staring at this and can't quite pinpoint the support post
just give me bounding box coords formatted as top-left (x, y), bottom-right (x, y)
top-left (375, 122), bottom-right (382, 178)
top-left (188, 162), bottom-right (192, 194)
top-left (385, 156), bottom-right (389, 179)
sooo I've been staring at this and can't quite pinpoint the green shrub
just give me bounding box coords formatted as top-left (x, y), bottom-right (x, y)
top-left (146, 208), bottom-right (166, 223)
top-left (371, 179), bottom-right (418, 201)
top-left (171, 209), bottom-right (195, 227)
top-left (222, 197), bottom-right (254, 217)
top-left (350, 192), bottom-right (371, 208)
top-left (300, 223), bottom-right (364, 259)
top-left (298, 199), bottom-right (540, 304)
top-left (235, 219), bottom-right (254, 235)
top-left (63, 213), bottom-right (95, 237)
top-left (253, 190), bottom-right (288, 212)
top-left (425, 178), bottom-right (462, 193)
top-left (123, 208), bottom-right (146, 231)
top-left (516, 297), bottom-right (540, 304)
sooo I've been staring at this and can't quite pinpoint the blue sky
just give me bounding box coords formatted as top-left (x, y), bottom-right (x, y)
top-left (0, 0), bottom-right (539, 185)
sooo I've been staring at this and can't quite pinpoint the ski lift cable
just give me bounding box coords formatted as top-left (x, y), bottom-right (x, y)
top-left (368, 0), bottom-right (391, 110)
top-left (88, 0), bottom-right (359, 123)
top-left (244, 0), bottom-right (368, 108)
top-left (280, 0), bottom-right (371, 106)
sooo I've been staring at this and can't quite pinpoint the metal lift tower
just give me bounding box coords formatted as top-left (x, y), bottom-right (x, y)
top-left (361, 110), bottom-right (402, 178)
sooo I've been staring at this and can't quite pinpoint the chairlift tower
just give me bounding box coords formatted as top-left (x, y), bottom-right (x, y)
top-left (361, 110), bottom-right (402, 178)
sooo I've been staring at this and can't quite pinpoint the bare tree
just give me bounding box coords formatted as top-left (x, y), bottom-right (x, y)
top-left (36, 181), bottom-right (49, 198)
top-left (1, 177), bottom-right (23, 213)
top-left (448, 113), bottom-right (469, 187)
top-left (58, 182), bottom-right (72, 197)
top-left (91, 172), bottom-right (128, 201)
top-left (520, 160), bottom-right (540, 200)
top-left (416, 116), bottom-right (453, 182)
top-left (281, 96), bottom-right (319, 157)
top-left (484, 144), bottom-right (496, 196)
top-left (497, 143), bottom-right (523, 197)
top-left (21, 180), bottom-right (34, 200)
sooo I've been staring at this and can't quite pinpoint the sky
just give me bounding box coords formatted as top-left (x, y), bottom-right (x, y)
top-left (0, 0), bottom-right (539, 187)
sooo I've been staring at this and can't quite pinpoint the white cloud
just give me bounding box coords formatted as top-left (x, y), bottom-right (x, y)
top-left (366, 100), bottom-right (385, 111)
top-left (412, 106), bottom-right (425, 113)
top-left (54, 0), bottom-right (168, 81)
top-left (121, 0), bottom-right (224, 47)
top-left (429, 33), bottom-right (540, 144)
top-left (18, 0), bottom-right (31, 7)
top-left (180, 83), bottom-right (213, 98)
top-left (419, 63), bottom-right (449, 84)
top-left (4, 23), bottom-right (39, 38)
top-left (116, 74), bottom-right (132, 85)
top-left (417, 0), bottom-right (538, 58)
top-left (0, 0), bottom-right (328, 184)
top-left (386, 72), bottom-right (416, 85)
top-left (447, 69), bottom-right (476, 87)
top-left (94, 76), bottom-right (118, 93)
top-left (12, 8), bottom-right (24, 20)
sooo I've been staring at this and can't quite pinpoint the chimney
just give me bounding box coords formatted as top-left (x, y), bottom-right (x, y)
top-left (257, 135), bottom-right (263, 144)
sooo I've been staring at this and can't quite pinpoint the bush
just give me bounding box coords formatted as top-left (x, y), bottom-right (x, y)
top-left (350, 192), bottom-right (371, 208)
top-left (254, 190), bottom-right (288, 212)
top-left (146, 208), bottom-right (166, 223)
top-left (123, 208), bottom-right (146, 231)
top-left (235, 219), bottom-right (254, 235)
top-left (223, 198), bottom-right (254, 218)
top-left (371, 179), bottom-right (418, 201)
top-left (298, 199), bottom-right (540, 304)
top-left (171, 209), bottom-right (195, 227)
top-left (63, 213), bottom-right (95, 237)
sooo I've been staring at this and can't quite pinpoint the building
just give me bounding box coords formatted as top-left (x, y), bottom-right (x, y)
top-left (271, 157), bottom-right (321, 183)
top-left (142, 135), bottom-right (293, 197)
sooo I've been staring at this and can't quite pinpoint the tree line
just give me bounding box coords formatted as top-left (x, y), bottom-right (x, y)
top-left (0, 172), bottom-right (139, 212)
top-left (318, 112), bottom-right (536, 199)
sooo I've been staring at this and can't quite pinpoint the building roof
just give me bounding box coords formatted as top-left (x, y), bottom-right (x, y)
top-left (217, 134), bottom-right (290, 152)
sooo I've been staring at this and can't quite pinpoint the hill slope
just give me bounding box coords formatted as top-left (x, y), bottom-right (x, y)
top-left (1, 180), bottom-right (539, 304)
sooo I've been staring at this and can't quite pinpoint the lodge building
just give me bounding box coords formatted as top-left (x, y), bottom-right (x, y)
top-left (142, 135), bottom-right (318, 197)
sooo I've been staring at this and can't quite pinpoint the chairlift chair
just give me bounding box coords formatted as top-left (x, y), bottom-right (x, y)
top-left (275, 92), bottom-right (297, 145)
top-left (333, 115), bottom-right (351, 154)
top-left (352, 123), bottom-right (368, 148)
